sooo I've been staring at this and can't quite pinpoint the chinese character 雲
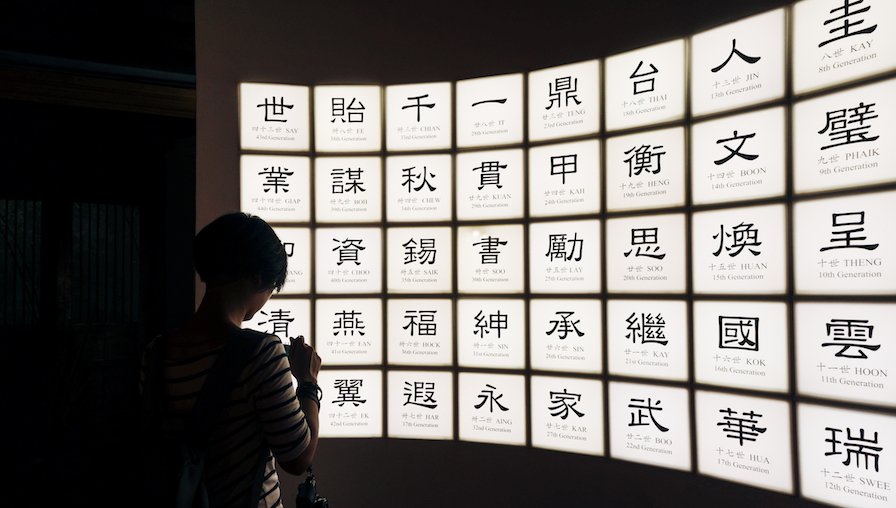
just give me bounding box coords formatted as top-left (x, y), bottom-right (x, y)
top-left (822, 318), bottom-right (879, 359)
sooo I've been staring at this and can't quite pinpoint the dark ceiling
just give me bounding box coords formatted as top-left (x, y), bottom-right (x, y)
top-left (1, 0), bottom-right (195, 74)
top-left (0, 0), bottom-right (794, 79)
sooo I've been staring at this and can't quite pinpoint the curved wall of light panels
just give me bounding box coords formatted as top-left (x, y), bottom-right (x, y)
top-left (235, 2), bottom-right (896, 506)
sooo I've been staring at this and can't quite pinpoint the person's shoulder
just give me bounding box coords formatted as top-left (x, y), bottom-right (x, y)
top-left (237, 327), bottom-right (284, 356)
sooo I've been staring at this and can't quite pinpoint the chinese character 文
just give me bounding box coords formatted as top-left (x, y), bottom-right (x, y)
top-left (819, 0), bottom-right (877, 48)
top-left (711, 39), bottom-right (761, 73)
top-left (820, 212), bottom-right (879, 251)
top-left (822, 318), bottom-right (879, 359)
top-left (628, 398), bottom-right (669, 432)
top-left (818, 102), bottom-right (879, 150)
top-left (717, 408), bottom-right (766, 446)
top-left (713, 222), bottom-right (762, 257)
top-left (256, 96), bottom-right (293, 122)
top-left (546, 76), bottom-right (581, 110)
top-left (624, 145), bottom-right (665, 177)
top-left (548, 389), bottom-right (585, 419)
top-left (624, 227), bottom-right (666, 260)
top-left (825, 426), bottom-right (882, 472)
top-left (475, 384), bottom-right (509, 413)
top-left (403, 381), bottom-right (438, 409)
top-left (715, 131), bottom-right (758, 165)
top-left (630, 61), bottom-right (659, 95)
top-left (719, 316), bottom-right (759, 351)
top-left (332, 379), bottom-right (366, 407)
top-left (626, 312), bottom-right (668, 346)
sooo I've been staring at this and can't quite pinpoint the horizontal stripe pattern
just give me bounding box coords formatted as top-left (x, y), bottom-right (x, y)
top-left (143, 332), bottom-right (310, 508)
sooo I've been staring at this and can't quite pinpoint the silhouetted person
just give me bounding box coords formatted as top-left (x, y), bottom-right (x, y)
top-left (141, 212), bottom-right (321, 507)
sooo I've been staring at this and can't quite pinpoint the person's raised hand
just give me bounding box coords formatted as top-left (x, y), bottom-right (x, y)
top-left (288, 335), bottom-right (321, 384)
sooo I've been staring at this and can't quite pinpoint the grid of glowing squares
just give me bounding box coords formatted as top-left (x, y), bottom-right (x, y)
top-left (458, 372), bottom-right (606, 454)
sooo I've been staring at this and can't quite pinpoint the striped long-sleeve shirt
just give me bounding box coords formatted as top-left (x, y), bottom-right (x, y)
top-left (143, 331), bottom-right (310, 508)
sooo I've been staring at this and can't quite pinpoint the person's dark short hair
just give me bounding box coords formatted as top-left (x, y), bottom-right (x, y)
top-left (193, 212), bottom-right (288, 292)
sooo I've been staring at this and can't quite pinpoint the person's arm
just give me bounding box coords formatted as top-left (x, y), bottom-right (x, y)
top-left (279, 335), bottom-right (321, 475)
